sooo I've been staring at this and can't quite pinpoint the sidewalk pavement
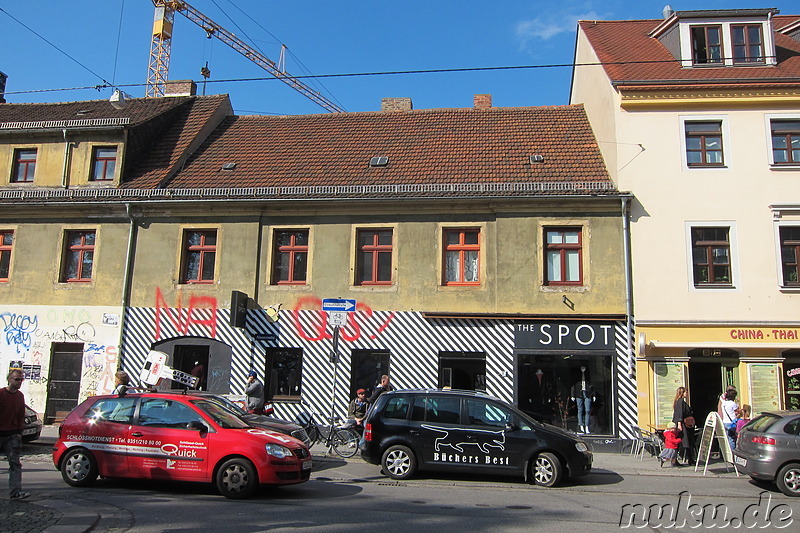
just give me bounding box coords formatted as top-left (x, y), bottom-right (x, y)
top-left (2, 427), bottom-right (742, 533)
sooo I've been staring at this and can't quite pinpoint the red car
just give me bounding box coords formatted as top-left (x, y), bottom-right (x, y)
top-left (52, 391), bottom-right (311, 499)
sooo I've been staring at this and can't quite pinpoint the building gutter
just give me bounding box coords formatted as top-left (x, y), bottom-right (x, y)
top-left (621, 196), bottom-right (635, 377)
top-left (117, 202), bottom-right (139, 371)
top-left (61, 129), bottom-right (72, 188)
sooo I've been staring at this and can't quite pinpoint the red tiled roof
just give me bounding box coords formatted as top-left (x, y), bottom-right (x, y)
top-left (122, 95), bottom-right (231, 188)
top-left (578, 14), bottom-right (800, 86)
top-left (0, 96), bottom-right (193, 126)
top-left (163, 105), bottom-right (612, 192)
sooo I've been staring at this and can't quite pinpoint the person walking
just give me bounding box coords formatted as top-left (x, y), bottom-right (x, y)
top-left (0, 369), bottom-right (30, 500)
top-left (245, 370), bottom-right (265, 415)
top-left (672, 386), bottom-right (696, 466)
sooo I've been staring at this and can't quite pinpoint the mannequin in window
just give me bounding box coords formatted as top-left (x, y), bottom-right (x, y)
top-left (570, 365), bottom-right (595, 434)
top-left (529, 368), bottom-right (556, 423)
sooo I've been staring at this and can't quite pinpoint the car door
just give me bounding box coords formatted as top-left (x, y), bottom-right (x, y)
top-left (77, 396), bottom-right (136, 478)
top-left (416, 395), bottom-right (470, 471)
top-left (462, 398), bottom-right (525, 474)
top-left (128, 398), bottom-right (210, 481)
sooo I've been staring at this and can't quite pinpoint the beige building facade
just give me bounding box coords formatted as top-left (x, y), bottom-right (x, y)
top-left (572, 8), bottom-right (800, 431)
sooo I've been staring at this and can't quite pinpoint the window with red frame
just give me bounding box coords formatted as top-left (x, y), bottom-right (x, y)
top-left (685, 122), bottom-right (724, 167)
top-left (90, 146), bottom-right (117, 181)
top-left (443, 229), bottom-right (479, 285)
top-left (272, 230), bottom-right (308, 285)
top-left (780, 226), bottom-right (800, 287)
top-left (0, 230), bottom-right (13, 282)
top-left (691, 227), bottom-right (731, 286)
top-left (181, 230), bottom-right (217, 284)
top-left (61, 230), bottom-right (95, 282)
top-left (544, 227), bottom-right (583, 285)
top-left (771, 120), bottom-right (800, 165)
top-left (732, 24), bottom-right (764, 64)
top-left (356, 229), bottom-right (393, 285)
top-left (11, 149), bottom-right (36, 183)
top-left (691, 25), bottom-right (723, 64)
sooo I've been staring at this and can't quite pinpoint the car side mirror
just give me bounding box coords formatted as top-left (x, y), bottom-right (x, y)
top-left (187, 421), bottom-right (208, 435)
top-left (505, 422), bottom-right (519, 432)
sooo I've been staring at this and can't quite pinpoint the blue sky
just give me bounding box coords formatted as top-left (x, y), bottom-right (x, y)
top-left (1, 1), bottom-right (796, 115)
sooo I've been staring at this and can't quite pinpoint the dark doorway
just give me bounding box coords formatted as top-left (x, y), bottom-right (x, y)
top-left (45, 343), bottom-right (83, 424)
top-left (171, 345), bottom-right (209, 390)
top-left (349, 350), bottom-right (390, 399)
top-left (438, 351), bottom-right (486, 391)
top-left (688, 360), bottom-right (723, 425)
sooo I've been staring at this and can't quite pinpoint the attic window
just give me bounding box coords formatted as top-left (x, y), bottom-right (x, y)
top-left (221, 163), bottom-right (236, 171)
top-left (369, 156), bottom-right (389, 167)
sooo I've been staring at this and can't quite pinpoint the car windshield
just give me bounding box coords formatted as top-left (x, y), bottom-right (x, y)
top-left (205, 395), bottom-right (248, 417)
top-left (745, 414), bottom-right (782, 433)
top-left (191, 399), bottom-right (250, 429)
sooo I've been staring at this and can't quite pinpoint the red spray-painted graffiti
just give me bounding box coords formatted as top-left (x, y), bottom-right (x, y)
top-left (291, 296), bottom-right (395, 342)
top-left (155, 288), bottom-right (218, 340)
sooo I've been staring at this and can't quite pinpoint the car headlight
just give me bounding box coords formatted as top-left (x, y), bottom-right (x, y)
top-left (265, 443), bottom-right (293, 459)
top-left (575, 442), bottom-right (589, 453)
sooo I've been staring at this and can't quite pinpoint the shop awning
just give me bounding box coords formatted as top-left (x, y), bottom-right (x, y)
top-left (649, 340), bottom-right (800, 350)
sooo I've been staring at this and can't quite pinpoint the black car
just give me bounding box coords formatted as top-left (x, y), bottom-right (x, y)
top-left (360, 389), bottom-right (592, 487)
top-left (22, 405), bottom-right (43, 443)
top-left (176, 392), bottom-right (311, 447)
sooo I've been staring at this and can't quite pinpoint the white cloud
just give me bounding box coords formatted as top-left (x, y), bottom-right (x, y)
top-left (516, 10), bottom-right (603, 51)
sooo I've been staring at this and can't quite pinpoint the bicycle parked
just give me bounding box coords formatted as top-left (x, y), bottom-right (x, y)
top-left (294, 404), bottom-right (360, 458)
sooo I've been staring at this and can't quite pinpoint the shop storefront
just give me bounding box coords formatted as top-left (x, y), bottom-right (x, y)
top-left (637, 325), bottom-right (800, 430)
top-left (514, 319), bottom-right (634, 438)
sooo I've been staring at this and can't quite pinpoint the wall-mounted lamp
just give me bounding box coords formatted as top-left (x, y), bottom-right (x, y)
top-left (562, 295), bottom-right (575, 311)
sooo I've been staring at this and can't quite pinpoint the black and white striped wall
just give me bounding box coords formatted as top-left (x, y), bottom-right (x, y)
top-left (121, 307), bottom-right (637, 439)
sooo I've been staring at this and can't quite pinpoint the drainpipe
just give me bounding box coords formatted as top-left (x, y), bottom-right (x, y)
top-left (621, 196), bottom-right (634, 378)
top-left (117, 203), bottom-right (138, 372)
top-left (61, 130), bottom-right (72, 188)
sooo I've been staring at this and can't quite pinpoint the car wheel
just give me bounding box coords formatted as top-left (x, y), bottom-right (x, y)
top-left (216, 458), bottom-right (258, 499)
top-left (531, 452), bottom-right (563, 487)
top-left (60, 448), bottom-right (98, 487)
top-left (381, 445), bottom-right (417, 480)
top-left (776, 463), bottom-right (800, 497)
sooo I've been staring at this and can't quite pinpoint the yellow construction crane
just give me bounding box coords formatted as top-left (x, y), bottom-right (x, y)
top-left (146, 0), bottom-right (344, 112)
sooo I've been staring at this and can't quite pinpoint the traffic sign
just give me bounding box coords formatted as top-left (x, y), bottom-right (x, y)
top-left (322, 298), bottom-right (356, 312)
top-left (329, 311), bottom-right (347, 326)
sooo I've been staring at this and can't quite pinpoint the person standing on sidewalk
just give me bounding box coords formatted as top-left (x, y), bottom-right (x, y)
top-left (0, 369), bottom-right (30, 500)
top-left (368, 375), bottom-right (393, 404)
top-left (245, 370), bottom-right (265, 415)
top-left (672, 386), bottom-right (696, 466)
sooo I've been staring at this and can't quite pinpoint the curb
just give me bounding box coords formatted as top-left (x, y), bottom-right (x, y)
top-left (37, 498), bottom-right (100, 533)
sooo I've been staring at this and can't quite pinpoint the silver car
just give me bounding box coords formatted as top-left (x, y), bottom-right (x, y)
top-left (733, 411), bottom-right (800, 497)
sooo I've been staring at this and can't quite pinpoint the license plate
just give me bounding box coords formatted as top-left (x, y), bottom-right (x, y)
top-left (302, 460), bottom-right (312, 471)
top-left (734, 456), bottom-right (747, 467)
top-left (22, 428), bottom-right (37, 435)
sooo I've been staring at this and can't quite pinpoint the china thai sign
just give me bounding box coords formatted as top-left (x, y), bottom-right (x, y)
top-left (514, 321), bottom-right (615, 351)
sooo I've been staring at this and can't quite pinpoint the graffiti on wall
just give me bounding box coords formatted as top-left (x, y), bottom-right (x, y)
top-left (0, 307), bottom-right (120, 412)
top-left (291, 296), bottom-right (395, 342)
top-left (1, 312), bottom-right (38, 354)
top-left (155, 288), bottom-right (218, 340)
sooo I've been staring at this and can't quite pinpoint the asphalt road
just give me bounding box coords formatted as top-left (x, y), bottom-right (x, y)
top-left (9, 445), bottom-right (800, 533)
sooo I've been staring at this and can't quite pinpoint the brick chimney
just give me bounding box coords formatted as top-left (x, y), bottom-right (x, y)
top-left (474, 94), bottom-right (492, 109)
top-left (381, 97), bottom-right (413, 112)
top-left (164, 80), bottom-right (197, 97)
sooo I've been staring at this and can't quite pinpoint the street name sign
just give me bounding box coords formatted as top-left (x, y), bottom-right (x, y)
top-left (322, 298), bottom-right (356, 312)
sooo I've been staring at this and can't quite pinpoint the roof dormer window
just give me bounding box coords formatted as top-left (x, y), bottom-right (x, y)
top-left (691, 25), bottom-right (723, 65)
top-left (731, 24), bottom-right (764, 64)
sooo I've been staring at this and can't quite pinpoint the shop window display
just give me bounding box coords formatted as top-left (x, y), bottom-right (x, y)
top-left (517, 354), bottom-right (613, 434)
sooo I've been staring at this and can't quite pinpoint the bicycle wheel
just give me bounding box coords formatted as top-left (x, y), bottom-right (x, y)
top-left (332, 428), bottom-right (359, 458)
top-left (306, 424), bottom-right (321, 446)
